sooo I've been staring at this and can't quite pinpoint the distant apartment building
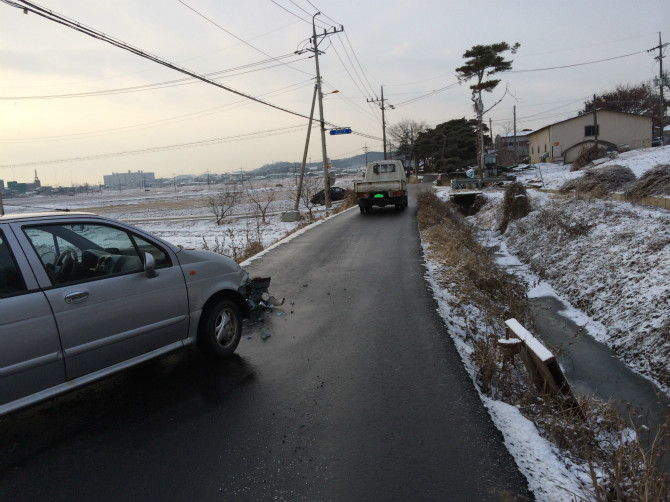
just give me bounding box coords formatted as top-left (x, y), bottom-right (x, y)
top-left (103, 170), bottom-right (155, 188)
top-left (495, 130), bottom-right (532, 158)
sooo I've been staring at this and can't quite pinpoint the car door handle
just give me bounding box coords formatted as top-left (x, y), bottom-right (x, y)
top-left (64, 291), bottom-right (90, 304)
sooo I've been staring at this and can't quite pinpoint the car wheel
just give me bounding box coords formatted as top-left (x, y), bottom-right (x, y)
top-left (198, 299), bottom-right (242, 357)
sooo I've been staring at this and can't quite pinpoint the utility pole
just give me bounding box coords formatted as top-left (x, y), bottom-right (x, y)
top-left (477, 95), bottom-right (484, 186)
top-left (649, 32), bottom-right (668, 144)
top-left (308, 13), bottom-right (343, 212)
top-left (294, 83), bottom-right (318, 211)
top-left (513, 106), bottom-right (517, 164)
top-left (363, 144), bottom-right (369, 165)
top-left (593, 94), bottom-right (599, 152)
top-left (488, 117), bottom-right (493, 151)
top-left (368, 86), bottom-right (394, 160)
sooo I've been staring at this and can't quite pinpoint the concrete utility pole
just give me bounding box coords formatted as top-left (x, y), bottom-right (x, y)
top-left (593, 94), bottom-right (599, 152)
top-left (294, 84), bottom-right (318, 211)
top-left (309, 13), bottom-right (343, 212)
top-left (649, 32), bottom-right (668, 144)
top-left (477, 95), bottom-right (485, 185)
top-left (513, 106), bottom-right (518, 164)
top-left (368, 86), bottom-right (394, 160)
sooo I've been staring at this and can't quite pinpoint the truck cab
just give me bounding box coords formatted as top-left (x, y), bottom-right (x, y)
top-left (353, 160), bottom-right (408, 213)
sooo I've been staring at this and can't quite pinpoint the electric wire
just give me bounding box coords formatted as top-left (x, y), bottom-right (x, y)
top-left (0, 124), bottom-right (314, 168)
top-left (176, 0), bottom-right (313, 77)
top-left (507, 50), bottom-right (647, 73)
top-left (2, 80), bottom-right (315, 143)
top-left (1, 0), bottom-right (379, 157)
top-left (393, 81), bottom-right (460, 108)
top-left (1, 0), bottom-right (313, 121)
top-left (1, 54), bottom-right (312, 100)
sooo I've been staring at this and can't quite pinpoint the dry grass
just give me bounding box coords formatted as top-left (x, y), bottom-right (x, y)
top-left (500, 182), bottom-right (531, 233)
top-left (332, 188), bottom-right (357, 214)
top-left (624, 164), bottom-right (670, 200)
top-left (572, 145), bottom-right (608, 171)
top-left (417, 190), bottom-right (670, 500)
top-left (560, 165), bottom-right (636, 197)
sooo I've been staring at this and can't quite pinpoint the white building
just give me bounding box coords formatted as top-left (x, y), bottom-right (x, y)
top-left (103, 171), bottom-right (156, 188)
top-left (528, 110), bottom-right (652, 164)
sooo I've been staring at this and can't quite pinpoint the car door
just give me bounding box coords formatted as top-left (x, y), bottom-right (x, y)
top-left (17, 220), bottom-right (190, 380)
top-left (0, 228), bottom-right (65, 408)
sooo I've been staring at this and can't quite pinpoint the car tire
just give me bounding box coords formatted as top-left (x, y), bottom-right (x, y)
top-left (198, 299), bottom-right (242, 358)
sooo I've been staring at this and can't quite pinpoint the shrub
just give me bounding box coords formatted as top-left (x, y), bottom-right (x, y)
top-left (572, 145), bottom-right (608, 171)
top-left (499, 182), bottom-right (531, 233)
top-left (560, 165), bottom-right (636, 197)
top-left (624, 164), bottom-right (670, 200)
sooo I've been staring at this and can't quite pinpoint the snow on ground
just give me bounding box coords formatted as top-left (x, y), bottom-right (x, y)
top-left (428, 146), bottom-right (670, 500)
top-left (2, 177), bottom-right (355, 254)
top-left (510, 144), bottom-right (670, 191)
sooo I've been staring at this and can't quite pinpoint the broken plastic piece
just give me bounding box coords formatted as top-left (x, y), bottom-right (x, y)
top-left (261, 328), bottom-right (271, 340)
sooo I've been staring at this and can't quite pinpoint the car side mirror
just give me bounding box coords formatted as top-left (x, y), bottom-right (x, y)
top-left (144, 252), bottom-right (158, 278)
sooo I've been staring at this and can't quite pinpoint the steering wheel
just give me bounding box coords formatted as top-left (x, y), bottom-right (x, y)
top-left (55, 249), bottom-right (78, 282)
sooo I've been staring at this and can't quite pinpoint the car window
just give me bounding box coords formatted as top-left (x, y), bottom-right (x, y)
top-left (134, 235), bottom-right (171, 268)
top-left (24, 223), bottom-right (169, 286)
top-left (0, 232), bottom-right (26, 296)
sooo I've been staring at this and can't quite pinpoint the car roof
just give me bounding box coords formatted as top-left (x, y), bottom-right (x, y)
top-left (0, 211), bottom-right (99, 222)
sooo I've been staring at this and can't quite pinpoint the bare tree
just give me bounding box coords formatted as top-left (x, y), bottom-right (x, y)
top-left (298, 176), bottom-right (323, 221)
top-left (209, 188), bottom-right (240, 225)
top-left (388, 119), bottom-right (427, 165)
top-left (244, 181), bottom-right (279, 224)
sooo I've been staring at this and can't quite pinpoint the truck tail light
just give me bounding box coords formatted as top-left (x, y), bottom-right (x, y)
top-left (390, 191), bottom-right (403, 197)
top-left (358, 193), bottom-right (368, 198)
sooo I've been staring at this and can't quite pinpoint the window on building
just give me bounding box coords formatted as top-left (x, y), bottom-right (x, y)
top-left (585, 125), bottom-right (599, 137)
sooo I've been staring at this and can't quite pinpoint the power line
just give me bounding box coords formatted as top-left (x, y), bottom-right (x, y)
top-left (2, 80), bottom-right (315, 143)
top-left (1, 0), bottom-right (312, 121)
top-left (507, 50), bottom-right (647, 73)
top-left (0, 54), bottom-right (311, 100)
top-left (1, 0), bottom-right (380, 159)
top-left (176, 0), bottom-right (313, 77)
top-left (269, 0), bottom-right (330, 30)
top-left (393, 82), bottom-right (460, 107)
top-left (0, 125), bottom-right (312, 168)
top-left (301, 1), bottom-right (378, 97)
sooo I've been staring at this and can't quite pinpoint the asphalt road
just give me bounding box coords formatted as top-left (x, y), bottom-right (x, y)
top-left (0, 183), bottom-right (531, 501)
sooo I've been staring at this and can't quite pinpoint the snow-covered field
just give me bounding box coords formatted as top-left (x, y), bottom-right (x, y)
top-left (2, 176), bottom-right (355, 254)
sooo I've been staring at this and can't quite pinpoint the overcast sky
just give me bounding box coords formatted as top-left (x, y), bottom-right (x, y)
top-left (1, 0), bottom-right (668, 186)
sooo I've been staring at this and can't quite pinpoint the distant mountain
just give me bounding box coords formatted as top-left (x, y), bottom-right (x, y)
top-left (251, 151), bottom-right (385, 175)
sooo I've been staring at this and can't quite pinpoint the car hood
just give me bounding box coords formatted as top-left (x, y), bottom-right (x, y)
top-left (175, 247), bottom-right (241, 273)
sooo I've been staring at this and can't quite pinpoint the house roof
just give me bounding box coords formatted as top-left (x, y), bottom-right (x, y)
top-left (497, 130), bottom-right (533, 139)
top-left (530, 109), bottom-right (652, 136)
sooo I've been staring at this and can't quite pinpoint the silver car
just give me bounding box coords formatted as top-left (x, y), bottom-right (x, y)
top-left (0, 212), bottom-right (263, 415)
